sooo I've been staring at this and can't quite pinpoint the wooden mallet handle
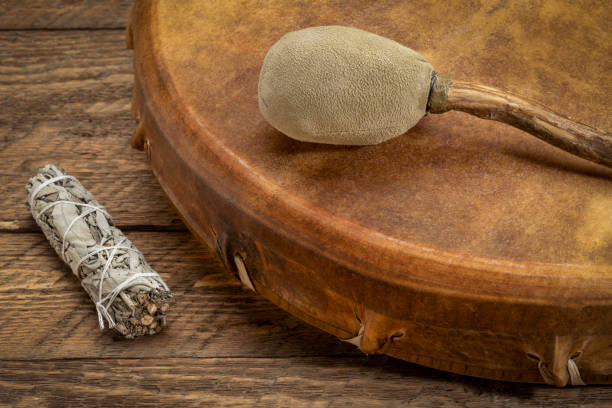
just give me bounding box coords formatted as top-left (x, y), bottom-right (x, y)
top-left (430, 75), bottom-right (612, 169)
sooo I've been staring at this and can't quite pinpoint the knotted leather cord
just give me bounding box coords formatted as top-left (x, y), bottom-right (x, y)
top-left (535, 355), bottom-right (585, 386)
top-left (342, 322), bottom-right (587, 387)
top-left (426, 71), bottom-right (438, 112)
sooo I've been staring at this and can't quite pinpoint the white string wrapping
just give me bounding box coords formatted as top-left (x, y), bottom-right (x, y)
top-left (26, 165), bottom-right (171, 336)
top-left (30, 174), bottom-right (168, 329)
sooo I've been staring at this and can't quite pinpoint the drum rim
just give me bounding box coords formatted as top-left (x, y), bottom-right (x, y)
top-left (131, 0), bottom-right (612, 305)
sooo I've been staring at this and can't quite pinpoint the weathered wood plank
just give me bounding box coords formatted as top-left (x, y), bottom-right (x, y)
top-left (1, 6), bottom-right (611, 405)
top-left (0, 1), bottom-right (132, 29)
top-left (0, 30), bottom-right (182, 230)
top-left (1, 358), bottom-right (609, 407)
top-left (0, 231), bottom-right (358, 360)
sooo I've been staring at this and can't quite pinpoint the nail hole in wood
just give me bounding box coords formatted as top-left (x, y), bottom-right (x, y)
top-left (526, 352), bottom-right (541, 361)
top-left (390, 331), bottom-right (405, 342)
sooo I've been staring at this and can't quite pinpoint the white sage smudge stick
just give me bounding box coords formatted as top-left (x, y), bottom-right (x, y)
top-left (26, 164), bottom-right (172, 339)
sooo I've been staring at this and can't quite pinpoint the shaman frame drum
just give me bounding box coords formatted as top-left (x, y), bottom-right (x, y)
top-left (127, 0), bottom-right (612, 386)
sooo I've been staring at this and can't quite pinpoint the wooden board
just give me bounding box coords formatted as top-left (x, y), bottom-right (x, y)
top-left (2, 358), bottom-right (611, 408)
top-left (0, 1), bottom-right (132, 29)
top-left (1, 1), bottom-right (611, 405)
top-left (0, 30), bottom-right (181, 231)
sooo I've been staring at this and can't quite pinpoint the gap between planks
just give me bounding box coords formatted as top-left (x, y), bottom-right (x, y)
top-left (0, 27), bottom-right (126, 32)
top-left (0, 225), bottom-right (189, 234)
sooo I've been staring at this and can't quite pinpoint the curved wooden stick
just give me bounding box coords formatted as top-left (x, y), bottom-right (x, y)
top-left (433, 79), bottom-right (612, 169)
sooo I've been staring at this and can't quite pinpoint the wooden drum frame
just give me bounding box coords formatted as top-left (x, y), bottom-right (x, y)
top-left (127, 0), bottom-right (612, 385)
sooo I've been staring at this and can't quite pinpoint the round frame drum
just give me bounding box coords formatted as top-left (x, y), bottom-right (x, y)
top-left (128, 0), bottom-right (612, 385)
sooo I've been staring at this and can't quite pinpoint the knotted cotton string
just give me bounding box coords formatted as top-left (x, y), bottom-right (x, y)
top-left (29, 174), bottom-right (168, 330)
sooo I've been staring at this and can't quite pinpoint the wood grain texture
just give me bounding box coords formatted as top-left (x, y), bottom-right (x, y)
top-left (2, 231), bottom-right (610, 404)
top-left (0, 232), bottom-right (356, 360)
top-left (0, 0), bottom-right (132, 29)
top-left (1, 2), bottom-right (611, 405)
top-left (0, 30), bottom-right (182, 231)
top-left (2, 358), bottom-right (611, 408)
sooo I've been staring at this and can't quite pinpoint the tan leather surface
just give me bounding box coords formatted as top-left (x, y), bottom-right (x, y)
top-left (151, 0), bottom-right (611, 266)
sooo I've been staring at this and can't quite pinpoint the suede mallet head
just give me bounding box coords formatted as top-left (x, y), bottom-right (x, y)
top-left (258, 25), bottom-right (435, 145)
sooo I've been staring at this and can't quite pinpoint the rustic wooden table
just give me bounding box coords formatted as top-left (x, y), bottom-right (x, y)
top-left (0, 1), bottom-right (610, 406)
